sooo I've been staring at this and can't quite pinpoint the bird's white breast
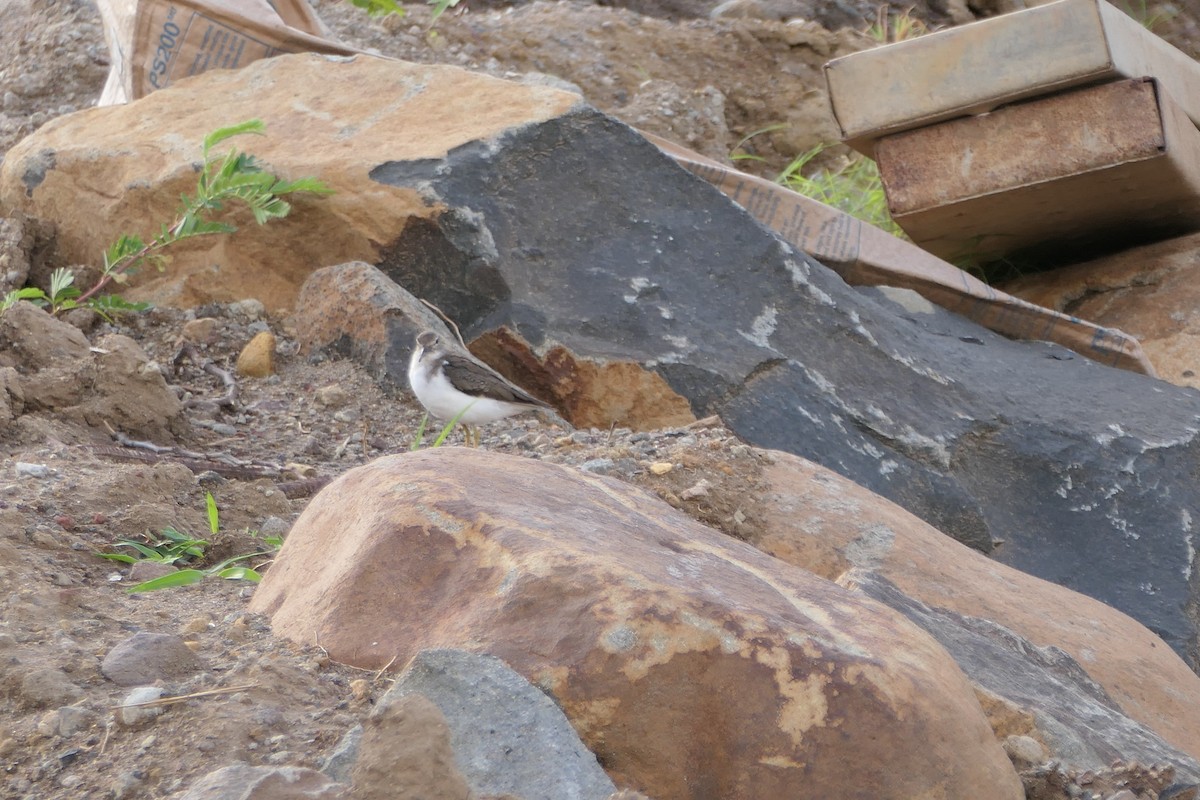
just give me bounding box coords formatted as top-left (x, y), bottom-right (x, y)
top-left (408, 347), bottom-right (532, 424)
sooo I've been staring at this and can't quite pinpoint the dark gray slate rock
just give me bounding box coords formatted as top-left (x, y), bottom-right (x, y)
top-left (101, 632), bottom-right (205, 687)
top-left (375, 649), bottom-right (614, 800)
top-left (362, 106), bottom-right (1200, 666)
top-left (846, 569), bottom-right (1200, 782)
top-left (318, 724), bottom-right (362, 785)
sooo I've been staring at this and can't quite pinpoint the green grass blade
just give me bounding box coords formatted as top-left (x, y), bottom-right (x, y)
top-left (95, 552), bottom-right (138, 564)
top-left (205, 492), bottom-right (220, 535)
top-left (410, 413), bottom-right (430, 451)
top-left (431, 401), bottom-right (476, 448)
top-left (216, 566), bottom-right (262, 582)
top-left (126, 569), bottom-right (206, 593)
top-left (113, 541), bottom-right (167, 560)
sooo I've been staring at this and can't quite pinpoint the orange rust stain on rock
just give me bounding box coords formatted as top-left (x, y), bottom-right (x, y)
top-left (542, 345), bottom-right (695, 431)
top-left (470, 329), bottom-right (696, 431)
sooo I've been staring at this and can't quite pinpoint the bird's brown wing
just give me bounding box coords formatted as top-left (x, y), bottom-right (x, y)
top-left (439, 353), bottom-right (551, 408)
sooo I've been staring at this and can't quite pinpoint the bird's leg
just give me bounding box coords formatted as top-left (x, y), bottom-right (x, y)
top-left (459, 423), bottom-right (479, 447)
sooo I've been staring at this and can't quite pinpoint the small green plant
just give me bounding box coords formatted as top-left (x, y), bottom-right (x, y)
top-left (866, 5), bottom-right (930, 44)
top-left (0, 119), bottom-right (333, 319)
top-left (776, 145), bottom-right (907, 238)
top-left (348, 0), bottom-right (404, 16)
top-left (730, 123), bottom-right (789, 164)
top-left (0, 268), bottom-right (151, 318)
top-left (347, 0), bottom-right (458, 28)
top-left (97, 492), bottom-right (281, 593)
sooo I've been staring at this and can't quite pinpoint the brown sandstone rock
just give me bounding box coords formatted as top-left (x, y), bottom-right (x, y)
top-left (1001, 232), bottom-right (1200, 389)
top-left (292, 261), bottom-right (451, 392)
top-left (0, 54), bottom-right (582, 314)
top-left (749, 451), bottom-right (1200, 761)
top-left (251, 448), bottom-right (1022, 800)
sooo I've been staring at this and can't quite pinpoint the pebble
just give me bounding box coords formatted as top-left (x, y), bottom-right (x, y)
top-left (333, 408), bottom-right (360, 423)
top-left (180, 317), bottom-right (219, 344)
top-left (227, 298), bottom-right (265, 322)
top-left (680, 479), bottom-right (711, 500)
top-left (180, 616), bottom-right (214, 636)
top-left (649, 461), bottom-right (674, 475)
top-left (117, 687), bottom-right (165, 727)
top-left (55, 705), bottom-right (97, 737)
top-left (111, 770), bottom-right (145, 800)
top-left (15, 462), bottom-right (50, 478)
top-left (315, 383), bottom-right (351, 408)
top-left (37, 706), bottom-right (95, 738)
top-left (1002, 734), bottom-right (1045, 767)
top-left (101, 632), bottom-right (207, 686)
top-left (192, 419), bottom-right (238, 436)
top-left (18, 667), bottom-right (83, 708)
top-left (258, 516), bottom-right (290, 538)
top-left (284, 462), bottom-right (317, 478)
top-left (236, 331), bottom-right (277, 378)
top-left (580, 458), bottom-right (615, 474)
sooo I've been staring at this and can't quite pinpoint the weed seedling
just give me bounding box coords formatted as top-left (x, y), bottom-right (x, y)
top-left (0, 119), bottom-right (332, 319)
top-left (865, 5), bottom-right (930, 44)
top-left (349, 0), bottom-right (404, 16)
top-left (776, 145), bottom-right (907, 239)
top-left (97, 492), bottom-right (282, 593)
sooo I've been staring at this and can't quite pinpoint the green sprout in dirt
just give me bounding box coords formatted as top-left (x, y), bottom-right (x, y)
top-left (349, 0), bottom-right (404, 16)
top-left (97, 492), bottom-right (283, 593)
top-left (410, 401), bottom-right (477, 450)
top-left (776, 145), bottom-right (907, 239)
top-left (0, 119), bottom-right (333, 319)
top-left (865, 4), bottom-right (930, 44)
top-left (729, 123), bottom-right (789, 164)
top-left (347, 0), bottom-right (460, 27)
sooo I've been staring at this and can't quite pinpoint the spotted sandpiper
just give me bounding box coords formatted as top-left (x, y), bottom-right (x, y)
top-left (407, 330), bottom-right (552, 445)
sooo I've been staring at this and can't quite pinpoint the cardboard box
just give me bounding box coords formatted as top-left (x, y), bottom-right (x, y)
top-left (876, 78), bottom-right (1200, 266)
top-left (824, 0), bottom-right (1200, 155)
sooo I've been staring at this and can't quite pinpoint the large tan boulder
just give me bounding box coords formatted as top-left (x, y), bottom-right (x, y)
top-left (0, 53), bottom-right (580, 313)
top-left (250, 448), bottom-right (1022, 800)
top-left (750, 450), bottom-right (1200, 765)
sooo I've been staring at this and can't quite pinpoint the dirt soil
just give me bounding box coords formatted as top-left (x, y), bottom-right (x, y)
top-left (1, 0), bottom-right (1197, 798)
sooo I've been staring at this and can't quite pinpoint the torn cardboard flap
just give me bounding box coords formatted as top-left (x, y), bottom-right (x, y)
top-left (647, 133), bottom-right (1155, 376)
top-left (824, 0), bottom-right (1200, 156)
top-left (93, 0), bottom-right (1156, 376)
top-left (98, 0), bottom-right (359, 106)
